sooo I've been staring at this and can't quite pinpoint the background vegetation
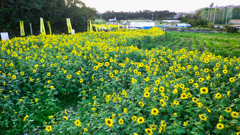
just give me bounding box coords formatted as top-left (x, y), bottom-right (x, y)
top-left (99, 10), bottom-right (176, 21)
top-left (0, 0), bottom-right (97, 37)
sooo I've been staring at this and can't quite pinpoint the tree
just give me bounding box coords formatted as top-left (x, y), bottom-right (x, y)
top-left (101, 10), bottom-right (176, 21)
top-left (0, 0), bottom-right (97, 37)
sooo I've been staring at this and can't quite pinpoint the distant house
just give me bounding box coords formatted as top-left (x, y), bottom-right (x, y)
top-left (177, 23), bottom-right (192, 28)
top-left (229, 19), bottom-right (240, 25)
top-left (109, 17), bottom-right (118, 24)
top-left (162, 20), bottom-right (181, 26)
top-left (130, 22), bottom-right (155, 29)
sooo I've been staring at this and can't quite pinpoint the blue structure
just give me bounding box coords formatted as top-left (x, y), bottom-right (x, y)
top-left (177, 23), bottom-right (192, 28)
top-left (156, 25), bottom-right (166, 28)
top-left (143, 26), bottom-right (151, 29)
top-left (130, 22), bottom-right (155, 29)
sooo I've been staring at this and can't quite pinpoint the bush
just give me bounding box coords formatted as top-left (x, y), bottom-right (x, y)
top-left (208, 22), bottom-right (214, 29)
top-left (224, 25), bottom-right (239, 33)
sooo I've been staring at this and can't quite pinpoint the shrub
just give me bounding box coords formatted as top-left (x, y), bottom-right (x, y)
top-left (224, 25), bottom-right (239, 33)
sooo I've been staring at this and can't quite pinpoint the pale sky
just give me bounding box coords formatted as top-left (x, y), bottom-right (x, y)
top-left (82, 0), bottom-right (240, 13)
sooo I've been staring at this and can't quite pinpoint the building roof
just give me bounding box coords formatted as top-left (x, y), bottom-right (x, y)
top-left (162, 20), bottom-right (181, 23)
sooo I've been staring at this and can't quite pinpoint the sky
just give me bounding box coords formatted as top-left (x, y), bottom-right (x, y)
top-left (81, 0), bottom-right (240, 13)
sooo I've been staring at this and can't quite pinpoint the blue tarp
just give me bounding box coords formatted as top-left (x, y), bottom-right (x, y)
top-left (143, 26), bottom-right (151, 29)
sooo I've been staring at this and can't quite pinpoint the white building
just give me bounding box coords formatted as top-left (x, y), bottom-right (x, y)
top-left (130, 22), bottom-right (155, 29)
top-left (162, 20), bottom-right (181, 26)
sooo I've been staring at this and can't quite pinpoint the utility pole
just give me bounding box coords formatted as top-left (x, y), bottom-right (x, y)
top-left (210, 8), bottom-right (212, 22)
top-left (222, 8), bottom-right (225, 24)
top-left (152, 13), bottom-right (153, 21)
top-left (209, 2), bottom-right (214, 22)
top-left (213, 6), bottom-right (217, 25)
top-left (203, 10), bottom-right (205, 19)
top-left (207, 8), bottom-right (210, 22)
top-left (225, 7), bottom-right (228, 24)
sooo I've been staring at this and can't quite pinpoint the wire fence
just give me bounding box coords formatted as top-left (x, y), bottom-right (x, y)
top-left (200, 7), bottom-right (240, 25)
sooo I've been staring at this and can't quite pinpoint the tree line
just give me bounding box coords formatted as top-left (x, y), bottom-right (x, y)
top-left (0, 0), bottom-right (97, 37)
top-left (98, 10), bottom-right (176, 21)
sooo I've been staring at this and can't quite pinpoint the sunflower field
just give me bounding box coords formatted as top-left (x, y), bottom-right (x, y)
top-left (0, 28), bottom-right (240, 135)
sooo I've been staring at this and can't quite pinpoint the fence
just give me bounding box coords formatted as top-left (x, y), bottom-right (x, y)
top-left (200, 6), bottom-right (240, 25)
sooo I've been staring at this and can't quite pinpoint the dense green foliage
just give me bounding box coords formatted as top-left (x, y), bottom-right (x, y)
top-left (224, 25), bottom-right (239, 33)
top-left (157, 32), bottom-right (240, 57)
top-left (0, 0), bottom-right (97, 37)
top-left (100, 10), bottom-right (176, 21)
top-left (179, 15), bottom-right (208, 28)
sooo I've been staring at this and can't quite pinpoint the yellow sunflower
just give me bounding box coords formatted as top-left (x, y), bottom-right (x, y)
top-left (159, 86), bottom-right (164, 92)
top-left (199, 114), bottom-right (207, 121)
top-left (155, 80), bottom-right (160, 85)
top-left (160, 99), bottom-right (165, 107)
top-left (137, 117), bottom-right (145, 124)
top-left (46, 125), bottom-right (52, 132)
top-left (229, 77), bottom-right (235, 82)
top-left (105, 118), bottom-right (113, 127)
top-left (145, 128), bottom-right (153, 135)
top-left (150, 124), bottom-right (156, 131)
top-left (119, 118), bottom-right (124, 125)
top-left (231, 111), bottom-right (239, 118)
top-left (215, 93), bottom-right (222, 99)
top-left (132, 115), bottom-right (137, 121)
top-left (183, 122), bottom-right (188, 126)
top-left (74, 120), bottom-right (81, 127)
top-left (181, 93), bottom-right (187, 99)
top-left (172, 89), bottom-right (178, 94)
top-left (216, 123), bottom-right (224, 130)
top-left (174, 100), bottom-right (179, 105)
top-left (151, 108), bottom-right (159, 116)
top-left (200, 87), bottom-right (208, 94)
top-left (223, 69), bottom-right (228, 74)
top-left (66, 74), bottom-right (71, 79)
top-left (225, 107), bottom-right (232, 113)
top-left (144, 92), bottom-right (150, 98)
